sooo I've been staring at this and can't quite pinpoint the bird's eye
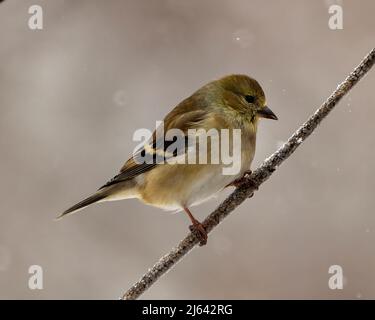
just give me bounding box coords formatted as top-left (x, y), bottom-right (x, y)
top-left (245, 95), bottom-right (255, 103)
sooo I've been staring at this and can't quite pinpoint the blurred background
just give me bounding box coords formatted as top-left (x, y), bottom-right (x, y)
top-left (0, 0), bottom-right (374, 299)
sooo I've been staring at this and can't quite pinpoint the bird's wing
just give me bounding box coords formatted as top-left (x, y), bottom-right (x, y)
top-left (98, 107), bottom-right (208, 190)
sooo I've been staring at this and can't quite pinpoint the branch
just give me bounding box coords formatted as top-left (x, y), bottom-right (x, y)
top-left (121, 48), bottom-right (375, 300)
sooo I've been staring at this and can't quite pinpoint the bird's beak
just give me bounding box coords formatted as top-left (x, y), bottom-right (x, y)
top-left (257, 106), bottom-right (278, 120)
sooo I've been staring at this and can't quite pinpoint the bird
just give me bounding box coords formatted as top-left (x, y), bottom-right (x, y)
top-left (58, 74), bottom-right (277, 245)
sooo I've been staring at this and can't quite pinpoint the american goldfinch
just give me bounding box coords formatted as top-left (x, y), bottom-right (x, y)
top-left (58, 74), bottom-right (277, 245)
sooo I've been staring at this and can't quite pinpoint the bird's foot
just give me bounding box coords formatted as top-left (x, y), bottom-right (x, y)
top-left (228, 170), bottom-right (258, 197)
top-left (228, 170), bottom-right (255, 187)
top-left (189, 221), bottom-right (208, 246)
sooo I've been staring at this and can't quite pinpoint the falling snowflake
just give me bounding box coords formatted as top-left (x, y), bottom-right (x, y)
top-left (113, 90), bottom-right (128, 107)
top-left (232, 29), bottom-right (255, 48)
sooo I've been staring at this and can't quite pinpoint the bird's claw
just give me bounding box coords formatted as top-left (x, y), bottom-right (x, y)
top-left (230, 170), bottom-right (257, 187)
top-left (189, 222), bottom-right (208, 246)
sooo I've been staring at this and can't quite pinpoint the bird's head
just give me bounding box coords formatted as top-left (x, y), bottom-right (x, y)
top-left (208, 74), bottom-right (278, 124)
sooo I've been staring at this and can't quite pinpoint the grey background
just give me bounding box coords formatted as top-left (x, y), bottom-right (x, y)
top-left (0, 0), bottom-right (374, 299)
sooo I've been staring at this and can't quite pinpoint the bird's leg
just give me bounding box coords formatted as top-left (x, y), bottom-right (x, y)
top-left (184, 207), bottom-right (207, 246)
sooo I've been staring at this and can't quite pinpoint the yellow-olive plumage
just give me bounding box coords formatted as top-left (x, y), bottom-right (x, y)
top-left (59, 74), bottom-right (277, 244)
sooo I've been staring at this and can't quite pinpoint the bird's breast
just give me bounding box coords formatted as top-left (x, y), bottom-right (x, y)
top-left (136, 127), bottom-right (256, 211)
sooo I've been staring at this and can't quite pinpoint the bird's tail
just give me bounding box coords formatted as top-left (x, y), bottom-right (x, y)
top-left (56, 190), bottom-right (108, 220)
